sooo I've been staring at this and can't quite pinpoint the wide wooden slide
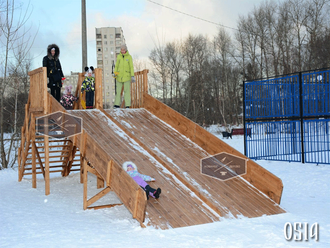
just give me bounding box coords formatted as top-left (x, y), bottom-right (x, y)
top-left (18, 67), bottom-right (285, 229)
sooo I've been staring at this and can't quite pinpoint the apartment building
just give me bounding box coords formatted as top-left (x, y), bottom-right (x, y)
top-left (95, 27), bottom-right (126, 108)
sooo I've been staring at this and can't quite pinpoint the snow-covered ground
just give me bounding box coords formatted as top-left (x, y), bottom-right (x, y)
top-left (1, 131), bottom-right (329, 247)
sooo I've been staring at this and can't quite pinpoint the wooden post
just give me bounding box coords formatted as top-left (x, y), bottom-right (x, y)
top-left (83, 159), bottom-right (88, 210)
top-left (31, 114), bottom-right (37, 188)
top-left (106, 160), bottom-right (112, 187)
top-left (44, 127), bottom-right (50, 195)
top-left (79, 131), bottom-right (87, 183)
top-left (94, 68), bottom-right (103, 109)
top-left (133, 189), bottom-right (140, 219)
top-left (143, 69), bottom-right (148, 108)
top-left (139, 73), bottom-right (143, 107)
top-left (80, 154), bottom-right (84, 183)
top-left (44, 74), bottom-right (50, 195)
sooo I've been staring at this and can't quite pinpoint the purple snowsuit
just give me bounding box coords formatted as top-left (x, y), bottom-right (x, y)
top-left (127, 171), bottom-right (156, 198)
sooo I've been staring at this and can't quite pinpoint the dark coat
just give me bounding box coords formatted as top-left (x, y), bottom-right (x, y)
top-left (42, 44), bottom-right (64, 88)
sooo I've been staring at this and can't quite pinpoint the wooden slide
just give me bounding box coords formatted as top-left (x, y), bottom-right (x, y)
top-left (66, 102), bottom-right (285, 229)
top-left (20, 67), bottom-right (285, 230)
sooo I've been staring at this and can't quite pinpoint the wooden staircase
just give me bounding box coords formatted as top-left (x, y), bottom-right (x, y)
top-left (18, 110), bottom-right (81, 186)
top-left (22, 137), bottom-right (80, 177)
top-left (18, 67), bottom-right (83, 192)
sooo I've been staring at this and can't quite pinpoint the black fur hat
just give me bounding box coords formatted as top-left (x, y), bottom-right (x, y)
top-left (84, 66), bottom-right (95, 76)
top-left (47, 44), bottom-right (60, 60)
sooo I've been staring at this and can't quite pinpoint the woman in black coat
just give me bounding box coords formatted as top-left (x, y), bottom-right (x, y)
top-left (42, 44), bottom-right (64, 102)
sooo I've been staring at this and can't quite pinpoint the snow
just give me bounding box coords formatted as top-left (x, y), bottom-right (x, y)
top-left (1, 130), bottom-right (330, 247)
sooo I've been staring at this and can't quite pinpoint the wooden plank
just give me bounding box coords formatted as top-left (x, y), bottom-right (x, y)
top-left (31, 114), bottom-right (37, 188)
top-left (86, 187), bottom-right (111, 207)
top-left (83, 159), bottom-right (88, 210)
top-left (94, 68), bottom-right (103, 109)
top-left (80, 154), bottom-right (84, 183)
top-left (87, 203), bottom-right (123, 210)
top-left (28, 67), bottom-right (44, 76)
top-left (106, 160), bottom-right (112, 187)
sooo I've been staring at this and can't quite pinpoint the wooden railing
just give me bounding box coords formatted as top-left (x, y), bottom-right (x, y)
top-left (131, 69), bottom-right (149, 108)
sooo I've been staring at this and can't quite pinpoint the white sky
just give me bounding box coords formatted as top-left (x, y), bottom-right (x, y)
top-left (20, 0), bottom-right (265, 75)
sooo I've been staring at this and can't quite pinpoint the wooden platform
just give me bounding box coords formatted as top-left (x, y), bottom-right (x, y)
top-left (68, 109), bottom-right (285, 229)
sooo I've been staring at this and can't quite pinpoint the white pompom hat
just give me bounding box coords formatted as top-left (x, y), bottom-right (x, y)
top-left (122, 161), bottom-right (137, 171)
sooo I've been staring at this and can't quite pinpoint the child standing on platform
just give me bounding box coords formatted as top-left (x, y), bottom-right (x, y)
top-left (60, 85), bottom-right (78, 110)
top-left (81, 66), bottom-right (95, 109)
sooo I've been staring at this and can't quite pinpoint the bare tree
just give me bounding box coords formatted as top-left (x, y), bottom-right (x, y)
top-left (164, 41), bottom-right (184, 110)
top-left (0, 0), bottom-right (35, 169)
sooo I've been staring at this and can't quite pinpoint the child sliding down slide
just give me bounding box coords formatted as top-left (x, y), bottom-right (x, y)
top-left (123, 161), bottom-right (161, 200)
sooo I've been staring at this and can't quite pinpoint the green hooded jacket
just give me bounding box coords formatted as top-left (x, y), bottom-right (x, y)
top-left (114, 51), bottom-right (134, 82)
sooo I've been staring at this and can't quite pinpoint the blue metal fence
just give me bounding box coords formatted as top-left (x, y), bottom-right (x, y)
top-left (244, 69), bottom-right (330, 165)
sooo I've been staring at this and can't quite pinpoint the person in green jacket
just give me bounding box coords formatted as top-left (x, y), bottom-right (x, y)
top-left (113, 44), bottom-right (135, 108)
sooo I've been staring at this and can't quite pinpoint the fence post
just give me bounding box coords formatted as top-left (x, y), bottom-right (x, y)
top-left (243, 80), bottom-right (247, 156)
top-left (299, 72), bottom-right (305, 163)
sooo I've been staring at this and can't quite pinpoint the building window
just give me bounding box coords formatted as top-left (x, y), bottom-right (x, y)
top-left (110, 41), bottom-right (113, 45)
top-left (96, 34), bottom-right (101, 39)
top-left (98, 60), bottom-right (103, 65)
top-left (97, 41), bottom-right (102, 45)
top-left (104, 34), bottom-right (107, 39)
top-left (105, 48), bottom-right (108, 51)
top-left (104, 41), bottom-right (107, 45)
top-left (110, 34), bottom-right (114, 38)
top-left (115, 34), bottom-right (121, 38)
top-left (117, 41), bottom-right (121, 45)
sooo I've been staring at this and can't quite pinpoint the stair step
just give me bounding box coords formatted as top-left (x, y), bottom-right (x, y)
top-left (27, 149), bottom-right (74, 155)
top-left (34, 140), bottom-right (69, 143)
top-left (25, 160), bottom-right (67, 165)
top-left (26, 154), bottom-right (70, 159)
top-left (24, 168), bottom-right (80, 176)
top-left (24, 164), bottom-right (80, 170)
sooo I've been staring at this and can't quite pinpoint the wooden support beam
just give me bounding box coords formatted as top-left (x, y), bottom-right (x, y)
top-left (106, 160), bottom-right (112, 187)
top-left (133, 189), bottom-right (140, 219)
top-left (97, 177), bottom-right (104, 189)
top-left (83, 159), bottom-right (88, 210)
top-left (86, 187), bottom-right (111, 207)
top-left (87, 203), bottom-right (123, 210)
top-left (80, 154), bottom-right (84, 184)
top-left (32, 142), bottom-right (45, 178)
top-left (32, 118), bottom-right (37, 188)
top-left (83, 158), bottom-right (120, 210)
top-left (94, 68), bottom-right (103, 109)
